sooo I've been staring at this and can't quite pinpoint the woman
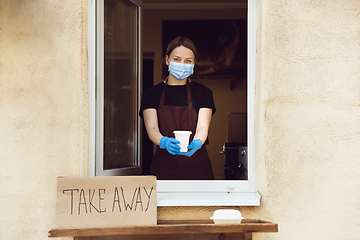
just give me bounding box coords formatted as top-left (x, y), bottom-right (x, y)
top-left (140, 36), bottom-right (216, 180)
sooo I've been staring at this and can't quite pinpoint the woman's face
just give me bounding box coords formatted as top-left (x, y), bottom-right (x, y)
top-left (166, 46), bottom-right (195, 66)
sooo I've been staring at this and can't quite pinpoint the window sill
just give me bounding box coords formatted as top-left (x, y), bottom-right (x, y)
top-left (157, 192), bottom-right (261, 206)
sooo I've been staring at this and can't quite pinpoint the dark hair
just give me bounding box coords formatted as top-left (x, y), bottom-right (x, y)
top-left (166, 36), bottom-right (198, 59)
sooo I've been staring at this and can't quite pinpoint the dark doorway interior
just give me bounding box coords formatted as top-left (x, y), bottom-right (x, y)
top-left (142, 56), bottom-right (154, 174)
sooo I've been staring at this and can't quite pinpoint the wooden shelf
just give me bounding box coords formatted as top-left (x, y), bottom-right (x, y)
top-left (49, 219), bottom-right (277, 240)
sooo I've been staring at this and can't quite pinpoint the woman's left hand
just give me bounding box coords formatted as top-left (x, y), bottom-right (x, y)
top-left (178, 139), bottom-right (202, 157)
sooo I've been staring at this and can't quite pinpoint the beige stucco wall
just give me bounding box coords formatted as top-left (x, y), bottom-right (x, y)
top-left (252, 0), bottom-right (360, 239)
top-left (0, 1), bottom-right (88, 239)
top-left (1, 0), bottom-right (360, 240)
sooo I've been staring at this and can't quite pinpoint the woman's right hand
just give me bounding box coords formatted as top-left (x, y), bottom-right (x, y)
top-left (159, 136), bottom-right (181, 155)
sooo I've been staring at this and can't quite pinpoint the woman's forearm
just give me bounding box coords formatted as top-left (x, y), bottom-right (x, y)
top-left (193, 126), bottom-right (209, 144)
top-left (193, 108), bottom-right (212, 144)
top-left (146, 127), bottom-right (163, 146)
top-left (143, 109), bottom-right (163, 146)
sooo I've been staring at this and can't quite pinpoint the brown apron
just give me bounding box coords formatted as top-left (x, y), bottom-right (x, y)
top-left (150, 79), bottom-right (214, 180)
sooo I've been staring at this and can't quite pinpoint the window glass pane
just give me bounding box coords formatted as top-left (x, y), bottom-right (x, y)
top-left (103, 0), bottom-right (138, 170)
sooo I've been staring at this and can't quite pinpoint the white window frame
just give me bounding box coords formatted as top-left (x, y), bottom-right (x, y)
top-left (88, 0), bottom-right (260, 206)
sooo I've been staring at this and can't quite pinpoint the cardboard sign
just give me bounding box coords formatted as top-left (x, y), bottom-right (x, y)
top-left (56, 176), bottom-right (157, 228)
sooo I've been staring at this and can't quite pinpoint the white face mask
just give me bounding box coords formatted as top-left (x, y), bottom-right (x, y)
top-left (168, 61), bottom-right (194, 80)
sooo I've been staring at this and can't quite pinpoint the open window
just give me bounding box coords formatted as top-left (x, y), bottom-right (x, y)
top-left (88, 0), bottom-right (260, 206)
top-left (89, 0), bottom-right (142, 176)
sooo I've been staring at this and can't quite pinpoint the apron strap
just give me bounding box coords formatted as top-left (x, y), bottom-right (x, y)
top-left (159, 78), bottom-right (168, 106)
top-left (186, 80), bottom-right (193, 127)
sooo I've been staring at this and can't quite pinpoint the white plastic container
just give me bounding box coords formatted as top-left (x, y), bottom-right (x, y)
top-left (210, 209), bottom-right (244, 224)
top-left (173, 131), bottom-right (192, 152)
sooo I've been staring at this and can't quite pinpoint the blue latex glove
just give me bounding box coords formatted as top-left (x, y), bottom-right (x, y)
top-left (159, 136), bottom-right (181, 155)
top-left (178, 139), bottom-right (202, 157)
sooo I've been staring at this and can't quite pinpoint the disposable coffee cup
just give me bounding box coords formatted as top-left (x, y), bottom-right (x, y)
top-left (173, 131), bottom-right (192, 152)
